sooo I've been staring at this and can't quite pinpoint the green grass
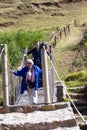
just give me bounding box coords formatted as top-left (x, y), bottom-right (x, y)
top-left (0, 1), bottom-right (87, 32)
top-left (65, 71), bottom-right (87, 82)
top-left (66, 80), bottom-right (85, 88)
top-left (0, 29), bottom-right (47, 67)
top-left (65, 70), bottom-right (87, 87)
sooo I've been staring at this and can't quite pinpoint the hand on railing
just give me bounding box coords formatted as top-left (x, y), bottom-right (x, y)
top-left (24, 54), bottom-right (27, 57)
top-left (10, 70), bottom-right (14, 73)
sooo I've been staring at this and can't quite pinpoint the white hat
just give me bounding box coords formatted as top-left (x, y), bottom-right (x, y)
top-left (27, 59), bottom-right (34, 65)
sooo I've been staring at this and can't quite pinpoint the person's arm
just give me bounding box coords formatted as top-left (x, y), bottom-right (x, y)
top-left (13, 70), bottom-right (22, 76)
top-left (27, 48), bottom-right (34, 55)
top-left (13, 67), bottom-right (26, 76)
top-left (35, 66), bottom-right (42, 74)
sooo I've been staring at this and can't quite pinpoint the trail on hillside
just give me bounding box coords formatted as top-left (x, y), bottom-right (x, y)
top-left (53, 25), bottom-right (87, 79)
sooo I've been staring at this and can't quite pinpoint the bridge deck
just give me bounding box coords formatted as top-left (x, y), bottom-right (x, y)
top-left (15, 87), bottom-right (57, 105)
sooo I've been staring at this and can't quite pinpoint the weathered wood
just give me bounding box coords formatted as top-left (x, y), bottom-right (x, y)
top-left (49, 45), bottom-right (55, 102)
top-left (54, 36), bottom-right (56, 46)
top-left (1, 44), bottom-right (9, 106)
top-left (24, 47), bottom-right (28, 66)
top-left (74, 19), bottom-right (77, 27)
top-left (67, 24), bottom-right (70, 32)
top-left (59, 29), bottom-right (62, 39)
top-left (63, 27), bottom-right (67, 36)
top-left (41, 45), bottom-right (51, 104)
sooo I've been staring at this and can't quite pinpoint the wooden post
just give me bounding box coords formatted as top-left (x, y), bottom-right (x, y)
top-left (1, 44), bottom-right (9, 106)
top-left (63, 27), bottom-right (66, 36)
top-left (74, 19), bottom-right (77, 27)
top-left (67, 24), bottom-right (70, 32)
top-left (24, 47), bottom-right (28, 66)
top-left (59, 29), bottom-right (62, 39)
top-left (49, 45), bottom-right (54, 102)
top-left (54, 36), bottom-right (56, 46)
top-left (41, 45), bottom-right (51, 104)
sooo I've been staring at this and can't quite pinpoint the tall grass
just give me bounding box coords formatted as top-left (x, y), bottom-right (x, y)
top-left (0, 29), bottom-right (47, 67)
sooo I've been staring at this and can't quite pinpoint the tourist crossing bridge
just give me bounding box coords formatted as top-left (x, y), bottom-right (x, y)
top-left (0, 44), bottom-right (66, 107)
top-left (0, 44), bottom-right (81, 130)
top-left (0, 18), bottom-right (86, 128)
top-left (0, 19), bottom-right (77, 107)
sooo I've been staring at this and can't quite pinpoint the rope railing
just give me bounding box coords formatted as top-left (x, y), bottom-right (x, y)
top-left (47, 53), bottom-right (87, 125)
top-left (8, 65), bottom-right (21, 105)
top-left (8, 18), bottom-right (80, 105)
top-left (0, 44), bottom-right (28, 105)
top-left (0, 47), bottom-right (5, 58)
top-left (8, 54), bottom-right (27, 105)
top-left (0, 18), bottom-right (80, 107)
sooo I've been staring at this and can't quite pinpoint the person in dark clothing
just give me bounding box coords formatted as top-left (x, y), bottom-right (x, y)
top-left (27, 42), bottom-right (42, 69)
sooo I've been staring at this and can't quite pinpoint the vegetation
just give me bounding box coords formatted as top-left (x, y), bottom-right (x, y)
top-left (65, 71), bottom-right (87, 87)
top-left (0, 0), bottom-right (87, 91)
top-left (0, 30), bottom-right (46, 67)
top-left (0, 0), bottom-right (87, 129)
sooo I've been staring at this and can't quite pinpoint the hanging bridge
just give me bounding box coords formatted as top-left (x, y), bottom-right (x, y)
top-left (0, 19), bottom-right (86, 130)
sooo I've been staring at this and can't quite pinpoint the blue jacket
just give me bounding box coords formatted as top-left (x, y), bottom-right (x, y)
top-left (13, 65), bottom-right (42, 94)
top-left (27, 47), bottom-right (42, 68)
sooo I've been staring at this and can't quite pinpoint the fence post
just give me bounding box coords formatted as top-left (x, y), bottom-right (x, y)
top-left (59, 29), bottom-right (62, 39)
top-left (49, 45), bottom-right (55, 102)
top-left (24, 46), bottom-right (28, 66)
top-left (63, 27), bottom-right (66, 36)
top-left (67, 24), bottom-right (70, 33)
top-left (74, 19), bottom-right (77, 27)
top-left (41, 44), bottom-right (51, 104)
top-left (1, 44), bottom-right (9, 107)
top-left (54, 36), bottom-right (56, 46)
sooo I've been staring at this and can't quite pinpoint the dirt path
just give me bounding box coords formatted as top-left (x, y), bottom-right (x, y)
top-left (53, 26), bottom-right (84, 79)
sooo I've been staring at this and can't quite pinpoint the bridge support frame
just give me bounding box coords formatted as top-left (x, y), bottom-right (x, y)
top-left (41, 44), bottom-right (51, 104)
top-left (1, 44), bottom-right (9, 107)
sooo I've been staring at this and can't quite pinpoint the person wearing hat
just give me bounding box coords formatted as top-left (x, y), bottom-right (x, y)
top-left (12, 59), bottom-right (42, 105)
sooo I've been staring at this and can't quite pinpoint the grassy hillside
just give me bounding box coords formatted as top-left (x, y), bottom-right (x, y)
top-left (0, 0), bottom-right (87, 32)
top-left (53, 24), bottom-right (87, 78)
top-left (0, 0), bottom-right (87, 98)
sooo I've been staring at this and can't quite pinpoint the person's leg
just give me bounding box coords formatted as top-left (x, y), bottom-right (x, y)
top-left (27, 86), bottom-right (34, 105)
top-left (39, 73), bottom-right (43, 88)
top-left (32, 90), bottom-right (38, 104)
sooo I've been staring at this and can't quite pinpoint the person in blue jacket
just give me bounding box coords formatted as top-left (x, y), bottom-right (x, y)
top-left (25, 42), bottom-right (43, 87)
top-left (12, 59), bottom-right (42, 105)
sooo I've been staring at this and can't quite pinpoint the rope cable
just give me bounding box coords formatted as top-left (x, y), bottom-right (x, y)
top-left (0, 48), bottom-right (5, 58)
top-left (47, 54), bottom-right (87, 124)
top-left (11, 55), bottom-right (27, 105)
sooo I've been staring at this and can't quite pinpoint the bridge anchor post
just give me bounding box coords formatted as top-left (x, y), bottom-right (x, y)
top-left (1, 44), bottom-right (9, 108)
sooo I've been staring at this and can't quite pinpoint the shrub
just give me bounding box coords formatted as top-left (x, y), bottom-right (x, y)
top-left (65, 70), bottom-right (87, 81)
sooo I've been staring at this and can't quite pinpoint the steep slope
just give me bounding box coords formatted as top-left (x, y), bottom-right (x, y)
top-left (0, 0), bottom-right (87, 32)
top-left (53, 24), bottom-right (87, 79)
